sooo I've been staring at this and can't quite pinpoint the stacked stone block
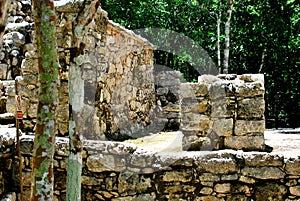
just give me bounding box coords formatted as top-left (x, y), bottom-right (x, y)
top-left (0, 0), bottom-right (34, 80)
top-left (181, 74), bottom-right (266, 151)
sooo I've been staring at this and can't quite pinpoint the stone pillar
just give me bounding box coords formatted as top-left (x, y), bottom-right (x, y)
top-left (181, 74), bottom-right (266, 151)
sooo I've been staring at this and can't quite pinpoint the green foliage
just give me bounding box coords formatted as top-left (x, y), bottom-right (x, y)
top-left (103, 0), bottom-right (300, 128)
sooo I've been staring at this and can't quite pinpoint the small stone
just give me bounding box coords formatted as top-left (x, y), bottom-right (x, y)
top-left (214, 183), bottom-right (231, 193)
top-left (200, 187), bottom-right (213, 195)
top-left (290, 186), bottom-right (300, 196)
top-left (221, 174), bottom-right (238, 181)
top-left (239, 176), bottom-right (256, 184)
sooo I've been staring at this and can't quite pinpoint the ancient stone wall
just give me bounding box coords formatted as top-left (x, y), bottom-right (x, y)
top-left (181, 74), bottom-right (266, 151)
top-left (0, 0), bottom-right (33, 80)
top-left (97, 21), bottom-right (155, 140)
top-left (0, 0), bottom-right (156, 140)
top-left (0, 134), bottom-right (300, 201)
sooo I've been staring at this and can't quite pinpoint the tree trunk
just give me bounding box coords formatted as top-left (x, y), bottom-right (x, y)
top-left (223, 0), bottom-right (234, 74)
top-left (66, 62), bottom-right (84, 201)
top-left (66, 1), bottom-right (100, 200)
top-left (217, 0), bottom-right (222, 74)
top-left (30, 1), bottom-right (59, 200)
top-left (0, 0), bottom-right (11, 50)
top-left (217, 17), bottom-right (221, 74)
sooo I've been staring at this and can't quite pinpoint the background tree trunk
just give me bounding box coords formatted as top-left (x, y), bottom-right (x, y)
top-left (66, 1), bottom-right (100, 200)
top-left (0, 0), bottom-right (11, 50)
top-left (30, 0), bottom-right (59, 200)
top-left (223, 0), bottom-right (234, 74)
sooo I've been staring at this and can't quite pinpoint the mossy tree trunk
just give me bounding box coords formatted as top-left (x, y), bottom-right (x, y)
top-left (0, 0), bottom-right (11, 50)
top-left (30, 0), bottom-right (59, 200)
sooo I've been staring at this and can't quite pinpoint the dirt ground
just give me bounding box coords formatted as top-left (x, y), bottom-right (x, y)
top-left (264, 128), bottom-right (300, 157)
top-left (1, 126), bottom-right (300, 157)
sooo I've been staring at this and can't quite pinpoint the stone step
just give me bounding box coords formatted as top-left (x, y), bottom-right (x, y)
top-left (0, 113), bottom-right (15, 124)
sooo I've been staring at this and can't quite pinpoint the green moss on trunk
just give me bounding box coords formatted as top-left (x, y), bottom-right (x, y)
top-left (30, 1), bottom-right (59, 201)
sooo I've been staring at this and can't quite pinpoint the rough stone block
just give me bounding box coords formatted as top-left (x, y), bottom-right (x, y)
top-left (209, 82), bottom-right (227, 100)
top-left (224, 135), bottom-right (265, 151)
top-left (190, 83), bottom-right (209, 97)
top-left (200, 187), bottom-right (213, 195)
top-left (212, 118), bottom-right (233, 137)
top-left (254, 183), bottom-right (287, 201)
top-left (199, 173), bottom-right (220, 182)
top-left (82, 176), bottom-right (103, 186)
top-left (241, 167), bottom-right (285, 180)
top-left (234, 120), bottom-right (265, 136)
top-left (237, 97), bottom-right (265, 119)
top-left (211, 97), bottom-right (234, 118)
top-left (182, 135), bottom-right (211, 151)
top-left (87, 154), bottom-right (119, 172)
top-left (221, 174), bottom-right (238, 181)
top-left (236, 81), bottom-right (264, 97)
top-left (180, 83), bottom-right (209, 99)
top-left (195, 152), bottom-right (237, 174)
top-left (285, 158), bottom-right (300, 175)
top-left (243, 152), bottom-right (283, 167)
top-left (181, 114), bottom-right (211, 131)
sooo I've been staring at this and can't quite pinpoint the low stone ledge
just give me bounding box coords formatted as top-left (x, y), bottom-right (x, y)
top-left (2, 135), bottom-right (300, 200)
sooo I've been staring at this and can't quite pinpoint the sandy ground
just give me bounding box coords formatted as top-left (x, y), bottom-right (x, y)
top-left (265, 128), bottom-right (300, 157)
top-left (1, 126), bottom-right (300, 157)
top-left (128, 129), bottom-right (300, 157)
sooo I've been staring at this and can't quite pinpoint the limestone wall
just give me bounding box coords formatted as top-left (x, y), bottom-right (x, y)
top-left (180, 74), bottom-right (266, 151)
top-left (96, 21), bottom-right (155, 140)
top-left (0, 0), bottom-right (33, 80)
top-left (0, 134), bottom-right (300, 201)
top-left (0, 0), bottom-right (156, 140)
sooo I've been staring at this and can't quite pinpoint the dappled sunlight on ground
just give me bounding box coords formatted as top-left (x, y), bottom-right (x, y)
top-left (265, 128), bottom-right (300, 157)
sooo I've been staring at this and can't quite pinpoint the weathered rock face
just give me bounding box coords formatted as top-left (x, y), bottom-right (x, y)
top-left (0, 0), bottom-right (12, 50)
top-left (0, 0), bottom-right (33, 79)
top-left (1, 136), bottom-right (300, 201)
top-left (96, 21), bottom-right (156, 140)
top-left (181, 74), bottom-right (266, 151)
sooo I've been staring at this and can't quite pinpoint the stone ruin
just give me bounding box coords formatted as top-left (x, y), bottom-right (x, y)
top-left (0, 0), bottom-right (299, 201)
